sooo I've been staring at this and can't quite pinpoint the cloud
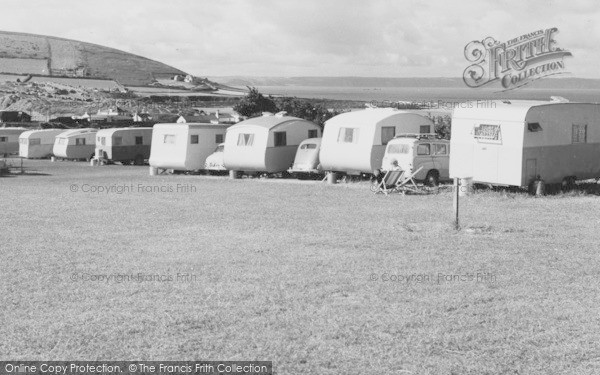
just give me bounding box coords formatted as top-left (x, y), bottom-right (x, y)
top-left (0, 0), bottom-right (598, 78)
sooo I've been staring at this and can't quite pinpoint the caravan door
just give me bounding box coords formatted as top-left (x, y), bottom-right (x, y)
top-left (472, 123), bottom-right (502, 184)
top-left (473, 144), bottom-right (498, 183)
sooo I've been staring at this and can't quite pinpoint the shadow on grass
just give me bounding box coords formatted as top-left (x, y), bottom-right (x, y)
top-left (473, 181), bottom-right (600, 197)
top-left (1, 171), bottom-right (52, 177)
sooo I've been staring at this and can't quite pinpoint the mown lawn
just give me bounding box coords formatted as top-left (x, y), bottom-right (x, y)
top-left (1, 159), bottom-right (600, 374)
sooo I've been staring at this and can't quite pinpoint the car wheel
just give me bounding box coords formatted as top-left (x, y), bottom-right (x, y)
top-left (425, 170), bottom-right (440, 187)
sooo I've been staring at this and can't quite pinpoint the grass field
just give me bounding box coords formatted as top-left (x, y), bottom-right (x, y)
top-left (1, 160), bottom-right (600, 374)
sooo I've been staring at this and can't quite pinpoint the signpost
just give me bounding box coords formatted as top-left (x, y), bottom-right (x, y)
top-left (453, 178), bottom-right (460, 230)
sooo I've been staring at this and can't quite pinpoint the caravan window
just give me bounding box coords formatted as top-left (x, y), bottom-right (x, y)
top-left (29, 138), bottom-right (41, 145)
top-left (237, 133), bottom-right (254, 146)
top-left (308, 129), bottom-right (318, 138)
top-left (0, 137), bottom-right (7, 142)
top-left (75, 138), bottom-right (86, 146)
top-left (420, 125), bottom-right (431, 134)
top-left (417, 144), bottom-right (430, 155)
top-left (572, 124), bottom-right (587, 143)
top-left (216, 134), bottom-right (224, 143)
top-left (274, 132), bottom-right (286, 147)
top-left (381, 127), bottom-right (395, 145)
top-left (337, 127), bottom-right (359, 143)
top-left (135, 136), bottom-right (143, 145)
top-left (387, 143), bottom-right (410, 154)
top-left (19, 138), bottom-right (26, 144)
top-left (100, 137), bottom-right (106, 146)
top-left (114, 137), bottom-right (122, 146)
top-left (190, 135), bottom-right (199, 144)
top-left (527, 122), bottom-right (543, 132)
top-left (474, 124), bottom-right (501, 141)
top-left (163, 135), bottom-right (176, 144)
top-left (57, 138), bottom-right (66, 145)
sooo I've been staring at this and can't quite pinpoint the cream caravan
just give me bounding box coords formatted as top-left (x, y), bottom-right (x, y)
top-left (223, 114), bottom-right (320, 174)
top-left (450, 100), bottom-right (600, 188)
top-left (319, 108), bottom-right (434, 174)
top-left (19, 129), bottom-right (65, 158)
top-left (96, 127), bottom-right (153, 165)
top-left (149, 123), bottom-right (229, 173)
top-left (53, 128), bottom-right (98, 160)
top-left (0, 127), bottom-right (27, 156)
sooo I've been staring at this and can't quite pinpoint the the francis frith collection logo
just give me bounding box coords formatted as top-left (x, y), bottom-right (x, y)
top-left (463, 27), bottom-right (572, 91)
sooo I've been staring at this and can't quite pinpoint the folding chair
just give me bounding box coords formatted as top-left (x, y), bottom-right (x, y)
top-left (395, 166), bottom-right (425, 194)
top-left (371, 169), bottom-right (405, 195)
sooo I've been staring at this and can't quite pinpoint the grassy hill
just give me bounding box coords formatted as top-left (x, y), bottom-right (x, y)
top-left (0, 31), bottom-right (187, 86)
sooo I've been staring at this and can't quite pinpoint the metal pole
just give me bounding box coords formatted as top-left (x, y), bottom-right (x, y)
top-left (453, 178), bottom-right (460, 230)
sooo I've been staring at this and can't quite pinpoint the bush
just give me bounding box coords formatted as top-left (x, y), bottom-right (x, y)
top-left (233, 87), bottom-right (278, 118)
top-left (234, 88), bottom-right (339, 126)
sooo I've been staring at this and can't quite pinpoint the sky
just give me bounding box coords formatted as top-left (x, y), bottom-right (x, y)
top-left (1, 0), bottom-right (599, 78)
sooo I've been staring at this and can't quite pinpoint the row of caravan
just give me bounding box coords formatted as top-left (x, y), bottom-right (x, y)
top-left (148, 109), bottom-right (435, 178)
top-left (3, 100), bottom-right (600, 188)
top-left (6, 127), bottom-right (153, 163)
top-left (17, 128), bottom-right (98, 159)
top-left (150, 101), bottom-right (600, 188)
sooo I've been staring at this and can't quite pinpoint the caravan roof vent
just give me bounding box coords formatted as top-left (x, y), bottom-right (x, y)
top-left (502, 100), bottom-right (512, 104)
top-left (275, 111), bottom-right (287, 117)
top-left (550, 96), bottom-right (569, 103)
top-left (261, 112), bottom-right (274, 117)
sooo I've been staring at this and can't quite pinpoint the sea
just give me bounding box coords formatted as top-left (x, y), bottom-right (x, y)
top-left (254, 85), bottom-right (600, 105)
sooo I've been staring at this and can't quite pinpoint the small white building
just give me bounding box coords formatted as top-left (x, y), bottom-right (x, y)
top-left (319, 108), bottom-right (434, 174)
top-left (19, 129), bottom-right (65, 158)
top-left (95, 127), bottom-right (153, 165)
top-left (450, 100), bottom-right (600, 187)
top-left (0, 127), bottom-right (27, 156)
top-left (149, 123), bottom-right (230, 173)
top-left (53, 128), bottom-right (98, 160)
top-left (223, 114), bottom-right (321, 174)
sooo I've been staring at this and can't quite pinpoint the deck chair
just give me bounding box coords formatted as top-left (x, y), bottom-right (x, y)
top-left (371, 169), bottom-right (405, 195)
top-left (395, 166), bottom-right (425, 194)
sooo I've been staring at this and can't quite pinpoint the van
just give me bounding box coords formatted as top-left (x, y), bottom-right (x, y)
top-left (381, 134), bottom-right (450, 186)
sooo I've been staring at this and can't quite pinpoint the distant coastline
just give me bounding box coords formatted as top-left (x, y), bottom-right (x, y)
top-left (208, 76), bottom-right (600, 104)
top-left (248, 85), bottom-right (600, 104)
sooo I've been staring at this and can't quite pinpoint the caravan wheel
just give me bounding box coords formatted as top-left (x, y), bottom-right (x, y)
top-left (561, 176), bottom-right (576, 192)
top-left (134, 154), bottom-right (144, 165)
